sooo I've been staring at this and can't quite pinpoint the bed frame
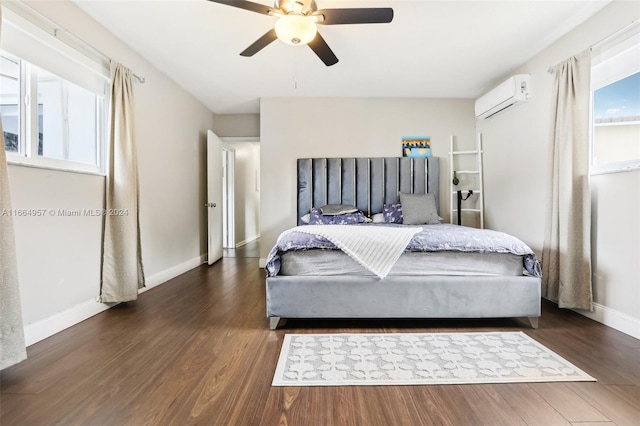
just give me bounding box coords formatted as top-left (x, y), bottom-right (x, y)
top-left (266, 157), bottom-right (541, 329)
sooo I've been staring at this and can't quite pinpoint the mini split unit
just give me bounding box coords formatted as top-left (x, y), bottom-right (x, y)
top-left (475, 74), bottom-right (531, 119)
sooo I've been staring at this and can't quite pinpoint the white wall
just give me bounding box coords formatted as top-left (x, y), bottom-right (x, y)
top-left (214, 114), bottom-right (260, 138)
top-left (5, 1), bottom-right (216, 344)
top-left (7, 166), bottom-right (103, 326)
top-left (477, 0), bottom-right (640, 337)
top-left (260, 98), bottom-right (475, 259)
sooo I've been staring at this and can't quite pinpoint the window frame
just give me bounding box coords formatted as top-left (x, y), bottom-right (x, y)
top-left (1, 6), bottom-right (109, 176)
top-left (2, 52), bottom-right (108, 176)
top-left (589, 30), bottom-right (640, 176)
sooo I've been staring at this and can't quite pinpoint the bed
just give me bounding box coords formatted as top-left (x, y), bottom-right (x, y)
top-left (265, 157), bottom-right (541, 329)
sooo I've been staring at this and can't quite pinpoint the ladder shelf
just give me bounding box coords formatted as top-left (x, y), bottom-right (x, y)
top-left (449, 134), bottom-right (484, 229)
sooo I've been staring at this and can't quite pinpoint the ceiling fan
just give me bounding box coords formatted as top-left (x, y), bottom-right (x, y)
top-left (207, 0), bottom-right (394, 66)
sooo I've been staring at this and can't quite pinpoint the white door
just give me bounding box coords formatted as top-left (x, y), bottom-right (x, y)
top-left (207, 130), bottom-right (223, 264)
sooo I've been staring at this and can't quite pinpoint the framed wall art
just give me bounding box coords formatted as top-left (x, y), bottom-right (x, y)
top-left (402, 136), bottom-right (431, 157)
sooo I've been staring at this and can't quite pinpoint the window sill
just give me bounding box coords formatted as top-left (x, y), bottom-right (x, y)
top-left (6, 154), bottom-right (105, 177)
top-left (590, 160), bottom-right (640, 176)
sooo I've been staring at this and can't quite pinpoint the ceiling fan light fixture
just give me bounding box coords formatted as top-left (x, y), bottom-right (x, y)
top-left (275, 15), bottom-right (317, 45)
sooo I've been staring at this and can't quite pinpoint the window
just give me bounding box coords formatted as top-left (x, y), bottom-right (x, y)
top-left (592, 72), bottom-right (640, 170)
top-left (591, 26), bottom-right (640, 175)
top-left (0, 51), bottom-right (20, 153)
top-left (1, 6), bottom-right (108, 174)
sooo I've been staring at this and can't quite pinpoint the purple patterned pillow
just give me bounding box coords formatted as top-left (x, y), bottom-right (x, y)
top-left (308, 208), bottom-right (370, 225)
top-left (383, 203), bottom-right (403, 224)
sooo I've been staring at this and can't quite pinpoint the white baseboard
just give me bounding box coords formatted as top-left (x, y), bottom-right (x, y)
top-left (28, 256), bottom-right (636, 346)
top-left (259, 257), bottom-right (267, 268)
top-left (235, 234), bottom-right (260, 248)
top-left (141, 254), bottom-right (207, 291)
top-left (574, 303), bottom-right (640, 340)
top-left (24, 254), bottom-right (206, 347)
top-left (24, 299), bottom-right (114, 346)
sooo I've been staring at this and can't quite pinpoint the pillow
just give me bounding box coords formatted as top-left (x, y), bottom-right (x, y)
top-left (320, 204), bottom-right (358, 216)
top-left (371, 213), bottom-right (385, 223)
top-left (308, 208), bottom-right (370, 225)
top-left (382, 203), bottom-right (403, 224)
top-left (399, 193), bottom-right (440, 225)
top-left (300, 213), bottom-right (311, 224)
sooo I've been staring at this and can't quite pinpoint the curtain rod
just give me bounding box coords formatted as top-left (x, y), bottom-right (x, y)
top-left (53, 28), bottom-right (145, 84)
top-left (591, 18), bottom-right (639, 50)
top-left (548, 18), bottom-right (639, 74)
top-left (4, 1), bottom-right (145, 83)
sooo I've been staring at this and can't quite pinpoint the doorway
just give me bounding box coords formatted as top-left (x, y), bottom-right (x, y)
top-left (222, 145), bottom-right (235, 249)
top-left (220, 137), bottom-right (261, 258)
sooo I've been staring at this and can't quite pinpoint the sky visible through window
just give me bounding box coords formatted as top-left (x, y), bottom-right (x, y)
top-left (593, 72), bottom-right (640, 121)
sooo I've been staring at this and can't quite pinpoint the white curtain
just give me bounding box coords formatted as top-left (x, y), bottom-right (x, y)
top-left (0, 5), bottom-right (27, 370)
top-left (542, 49), bottom-right (593, 310)
top-left (0, 140), bottom-right (26, 370)
top-left (100, 62), bottom-right (145, 302)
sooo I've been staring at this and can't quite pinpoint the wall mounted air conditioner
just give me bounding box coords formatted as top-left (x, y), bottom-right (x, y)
top-left (475, 74), bottom-right (531, 119)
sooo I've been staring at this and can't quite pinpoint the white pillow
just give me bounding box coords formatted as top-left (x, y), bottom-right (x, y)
top-left (320, 204), bottom-right (359, 216)
top-left (371, 213), bottom-right (385, 223)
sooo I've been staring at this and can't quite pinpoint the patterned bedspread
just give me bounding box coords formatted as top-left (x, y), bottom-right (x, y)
top-left (265, 224), bottom-right (541, 278)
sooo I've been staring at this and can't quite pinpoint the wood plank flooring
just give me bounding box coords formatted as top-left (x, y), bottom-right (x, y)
top-left (223, 238), bottom-right (261, 258)
top-left (1, 257), bottom-right (639, 425)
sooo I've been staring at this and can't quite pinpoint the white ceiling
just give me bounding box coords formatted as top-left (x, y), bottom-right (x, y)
top-left (73, 0), bottom-right (611, 114)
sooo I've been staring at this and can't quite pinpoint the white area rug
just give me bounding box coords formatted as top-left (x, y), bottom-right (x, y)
top-left (272, 332), bottom-right (596, 386)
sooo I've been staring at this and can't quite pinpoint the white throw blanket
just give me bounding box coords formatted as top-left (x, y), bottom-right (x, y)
top-left (288, 225), bottom-right (422, 278)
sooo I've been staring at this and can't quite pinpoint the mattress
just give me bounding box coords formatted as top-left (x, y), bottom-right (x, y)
top-left (279, 249), bottom-right (524, 277)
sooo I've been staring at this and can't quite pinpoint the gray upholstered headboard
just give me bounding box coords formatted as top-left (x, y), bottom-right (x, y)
top-left (297, 157), bottom-right (440, 225)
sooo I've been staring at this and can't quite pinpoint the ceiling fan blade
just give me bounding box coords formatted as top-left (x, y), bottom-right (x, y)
top-left (308, 32), bottom-right (338, 66)
top-left (315, 8), bottom-right (394, 25)
top-left (206, 0), bottom-right (273, 16)
top-left (240, 29), bottom-right (278, 56)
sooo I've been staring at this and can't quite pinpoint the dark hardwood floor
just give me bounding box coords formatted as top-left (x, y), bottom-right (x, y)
top-left (2, 257), bottom-right (639, 425)
top-left (223, 238), bottom-right (260, 258)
